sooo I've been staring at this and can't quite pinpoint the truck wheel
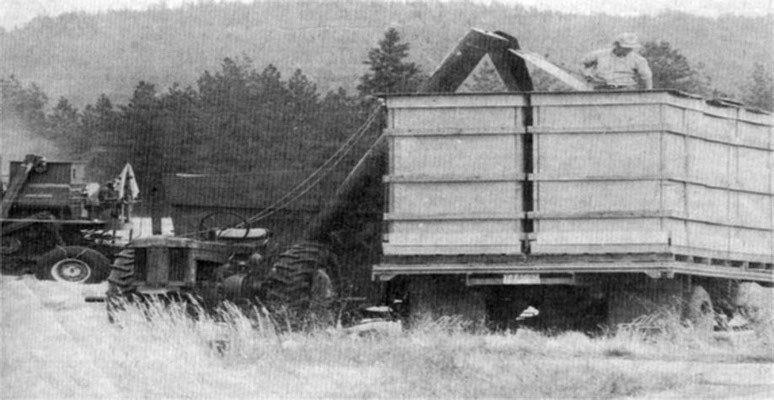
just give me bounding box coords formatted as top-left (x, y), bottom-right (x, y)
top-left (407, 276), bottom-right (486, 330)
top-left (36, 246), bottom-right (110, 284)
top-left (685, 285), bottom-right (714, 332)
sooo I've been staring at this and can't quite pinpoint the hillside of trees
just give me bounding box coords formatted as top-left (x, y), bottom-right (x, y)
top-left (1, 1), bottom-right (771, 107)
top-left (4, 23), bottom-right (771, 198)
top-left (2, 29), bottom-right (426, 201)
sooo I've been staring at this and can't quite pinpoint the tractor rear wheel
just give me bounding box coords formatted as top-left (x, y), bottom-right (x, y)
top-left (36, 246), bottom-right (110, 284)
top-left (263, 241), bottom-right (337, 327)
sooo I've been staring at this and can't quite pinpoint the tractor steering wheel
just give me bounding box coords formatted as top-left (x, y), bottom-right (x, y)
top-left (197, 211), bottom-right (251, 241)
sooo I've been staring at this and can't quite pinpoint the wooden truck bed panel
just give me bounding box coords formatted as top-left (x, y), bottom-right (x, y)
top-left (529, 91), bottom-right (773, 262)
top-left (381, 91), bottom-right (773, 279)
top-left (385, 93), bottom-right (528, 256)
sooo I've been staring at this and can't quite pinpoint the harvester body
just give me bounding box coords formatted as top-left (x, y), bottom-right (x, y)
top-left (1, 155), bottom-right (136, 283)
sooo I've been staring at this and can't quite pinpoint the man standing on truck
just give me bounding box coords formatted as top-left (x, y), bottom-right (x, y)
top-left (582, 32), bottom-right (653, 90)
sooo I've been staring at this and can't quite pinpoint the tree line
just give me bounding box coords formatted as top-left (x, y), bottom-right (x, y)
top-left (1, 29), bottom-right (423, 201)
top-left (3, 1), bottom-right (770, 106)
top-left (2, 29), bottom-right (772, 203)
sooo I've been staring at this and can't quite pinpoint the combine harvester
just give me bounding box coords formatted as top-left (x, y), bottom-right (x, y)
top-left (1, 155), bottom-right (138, 283)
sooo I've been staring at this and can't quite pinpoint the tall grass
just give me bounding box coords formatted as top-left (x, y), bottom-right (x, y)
top-left (101, 297), bottom-right (773, 399)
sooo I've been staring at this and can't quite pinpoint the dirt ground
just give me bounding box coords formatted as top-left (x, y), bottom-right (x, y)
top-left (1, 275), bottom-right (772, 399)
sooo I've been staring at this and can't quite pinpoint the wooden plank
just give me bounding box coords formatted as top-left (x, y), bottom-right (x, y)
top-left (535, 131), bottom-right (660, 178)
top-left (386, 127), bottom-right (526, 136)
top-left (534, 231), bottom-right (670, 245)
top-left (535, 181), bottom-right (662, 214)
top-left (685, 185), bottom-right (730, 225)
top-left (530, 210), bottom-right (669, 219)
top-left (391, 134), bottom-right (522, 176)
top-left (392, 107), bottom-right (521, 130)
top-left (531, 243), bottom-right (672, 255)
top-left (687, 139), bottom-right (732, 187)
top-left (385, 212), bottom-right (524, 221)
top-left (693, 113), bottom-right (737, 143)
top-left (664, 176), bottom-right (773, 196)
top-left (531, 175), bottom-right (663, 182)
top-left (738, 107), bottom-right (773, 124)
top-left (685, 223), bottom-right (731, 255)
top-left (737, 147), bottom-right (771, 193)
top-left (386, 93), bottom-right (528, 109)
top-left (735, 192), bottom-right (773, 230)
top-left (534, 106), bottom-right (770, 149)
top-left (728, 228), bottom-right (773, 257)
top-left (387, 220), bottom-right (522, 243)
top-left (385, 174), bottom-right (526, 183)
top-left (383, 244), bottom-right (523, 256)
top-left (529, 124), bottom-right (666, 133)
top-left (533, 103), bottom-right (662, 129)
top-left (737, 120), bottom-right (772, 149)
top-left (529, 91), bottom-right (674, 106)
top-left (390, 181), bottom-right (522, 215)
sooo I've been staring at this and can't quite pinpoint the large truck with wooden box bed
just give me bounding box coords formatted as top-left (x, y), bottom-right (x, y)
top-left (108, 30), bottom-right (772, 330)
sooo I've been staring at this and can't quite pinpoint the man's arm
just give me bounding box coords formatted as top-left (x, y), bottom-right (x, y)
top-left (636, 55), bottom-right (653, 89)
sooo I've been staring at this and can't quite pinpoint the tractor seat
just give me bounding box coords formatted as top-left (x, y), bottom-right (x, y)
top-left (215, 227), bottom-right (270, 241)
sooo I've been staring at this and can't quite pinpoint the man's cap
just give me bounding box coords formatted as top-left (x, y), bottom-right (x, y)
top-left (614, 32), bottom-right (642, 49)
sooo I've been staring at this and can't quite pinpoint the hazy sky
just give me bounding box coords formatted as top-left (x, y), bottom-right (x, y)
top-left (1, 0), bottom-right (772, 30)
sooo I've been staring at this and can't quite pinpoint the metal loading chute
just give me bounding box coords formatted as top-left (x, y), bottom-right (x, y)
top-left (421, 29), bottom-right (534, 93)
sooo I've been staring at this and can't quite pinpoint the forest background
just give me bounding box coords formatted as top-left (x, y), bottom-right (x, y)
top-left (1, 0), bottom-right (772, 202)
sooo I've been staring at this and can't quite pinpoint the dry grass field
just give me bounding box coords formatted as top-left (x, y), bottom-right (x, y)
top-left (1, 275), bottom-right (772, 399)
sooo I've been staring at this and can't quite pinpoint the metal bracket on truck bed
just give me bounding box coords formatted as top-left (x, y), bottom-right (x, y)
top-left (466, 273), bottom-right (581, 286)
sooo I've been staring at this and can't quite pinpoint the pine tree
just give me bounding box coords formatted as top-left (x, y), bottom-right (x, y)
top-left (641, 41), bottom-right (710, 95)
top-left (742, 63), bottom-right (773, 111)
top-left (1, 76), bottom-right (49, 135)
top-left (47, 97), bottom-right (87, 157)
top-left (357, 28), bottom-right (424, 96)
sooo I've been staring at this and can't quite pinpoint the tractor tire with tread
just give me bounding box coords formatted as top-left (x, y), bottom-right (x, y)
top-left (106, 248), bottom-right (139, 320)
top-left (263, 241), bottom-right (337, 325)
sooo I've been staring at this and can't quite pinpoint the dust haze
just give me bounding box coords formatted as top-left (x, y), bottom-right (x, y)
top-left (0, 117), bottom-right (62, 179)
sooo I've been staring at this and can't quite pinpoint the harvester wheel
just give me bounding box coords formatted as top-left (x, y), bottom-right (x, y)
top-left (36, 246), bottom-right (110, 284)
top-left (263, 241), bottom-right (338, 326)
top-left (685, 285), bottom-right (714, 332)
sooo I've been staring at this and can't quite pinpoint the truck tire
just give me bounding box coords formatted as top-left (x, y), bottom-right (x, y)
top-left (407, 276), bottom-right (486, 330)
top-left (685, 285), bottom-right (714, 332)
top-left (263, 242), bottom-right (337, 323)
top-left (36, 246), bottom-right (110, 284)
